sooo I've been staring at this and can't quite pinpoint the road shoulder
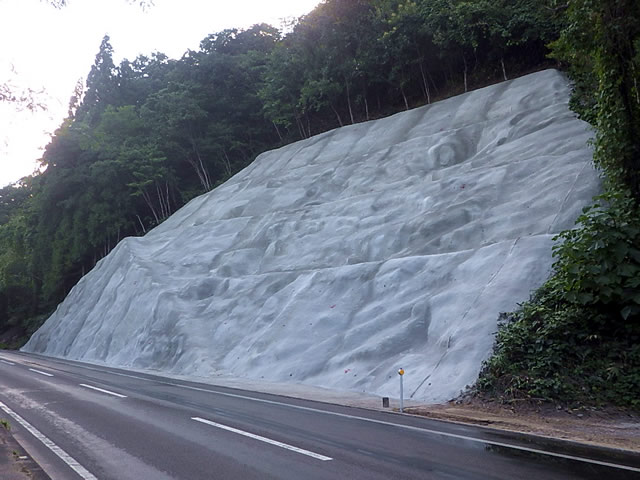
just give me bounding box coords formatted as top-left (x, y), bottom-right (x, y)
top-left (404, 400), bottom-right (640, 453)
top-left (0, 422), bottom-right (50, 480)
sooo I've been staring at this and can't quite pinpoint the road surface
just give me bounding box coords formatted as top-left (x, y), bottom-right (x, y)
top-left (0, 351), bottom-right (638, 479)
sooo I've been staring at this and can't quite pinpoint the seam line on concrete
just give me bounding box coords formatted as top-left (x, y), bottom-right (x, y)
top-left (28, 368), bottom-right (53, 377)
top-left (79, 384), bottom-right (127, 398)
top-left (191, 416), bottom-right (332, 461)
top-left (0, 401), bottom-right (98, 480)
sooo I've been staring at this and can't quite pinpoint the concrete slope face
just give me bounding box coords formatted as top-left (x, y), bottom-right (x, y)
top-left (23, 70), bottom-right (600, 403)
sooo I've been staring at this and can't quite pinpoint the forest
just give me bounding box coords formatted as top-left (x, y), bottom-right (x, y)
top-left (1, 0), bottom-right (638, 407)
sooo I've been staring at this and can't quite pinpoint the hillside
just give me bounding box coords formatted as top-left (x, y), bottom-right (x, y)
top-left (22, 70), bottom-right (600, 402)
top-left (0, 0), bottom-right (560, 348)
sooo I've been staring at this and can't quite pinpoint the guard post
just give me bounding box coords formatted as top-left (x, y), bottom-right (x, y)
top-left (398, 368), bottom-right (404, 412)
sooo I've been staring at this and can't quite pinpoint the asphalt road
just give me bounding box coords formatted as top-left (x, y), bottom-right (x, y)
top-left (0, 351), bottom-right (638, 480)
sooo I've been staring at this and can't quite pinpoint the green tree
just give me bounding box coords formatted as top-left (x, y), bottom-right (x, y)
top-left (551, 0), bottom-right (640, 201)
top-left (259, 42), bottom-right (309, 139)
top-left (76, 35), bottom-right (121, 126)
top-left (93, 105), bottom-right (174, 227)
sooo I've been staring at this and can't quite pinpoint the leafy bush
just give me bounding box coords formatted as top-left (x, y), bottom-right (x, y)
top-left (553, 189), bottom-right (640, 322)
top-left (478, 191), bottom-right (640, 408)
top-left (478, 297), bottom-right (640, 408)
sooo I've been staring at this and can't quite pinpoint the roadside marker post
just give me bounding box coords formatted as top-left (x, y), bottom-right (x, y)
top-left (398, 368), bottom-right (404, 412)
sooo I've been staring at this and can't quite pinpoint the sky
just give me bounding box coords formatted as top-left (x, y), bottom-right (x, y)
top-left (0, 0), bottom-right (320, 188)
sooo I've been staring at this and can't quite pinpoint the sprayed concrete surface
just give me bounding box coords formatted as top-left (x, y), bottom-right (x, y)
top-left (23, 70), bottom-right (600, 403)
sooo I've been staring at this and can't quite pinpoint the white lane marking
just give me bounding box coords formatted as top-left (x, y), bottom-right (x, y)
top-left (21, 357), bottom-right (640, 473)
top-left (0, 359), bottom-right (15, 365)
top-left (28, 368), bottom-right (53, 377)
top-left (192, 416), bottom-right (332, 461)
top-left (0, 401), bottom-right (97, 480)
top-left (183, 386), bottom-right (640, 473)
top-left (79, 384), bottom-right (127, 398)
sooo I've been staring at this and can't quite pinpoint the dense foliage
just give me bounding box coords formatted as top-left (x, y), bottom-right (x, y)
top-left (478, 191), bottom-right (640, 408)
top-left (479, 0), bottom-right (640, 409)
top-left (0, 0), bottom-right (559, 346)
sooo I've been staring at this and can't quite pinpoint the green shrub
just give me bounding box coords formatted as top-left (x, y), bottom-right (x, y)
top-left (553, 189), bottom-right (640, 324)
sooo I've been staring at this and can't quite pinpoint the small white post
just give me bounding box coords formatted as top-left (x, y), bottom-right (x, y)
top-left (398, 368), bottom-right (404, 412)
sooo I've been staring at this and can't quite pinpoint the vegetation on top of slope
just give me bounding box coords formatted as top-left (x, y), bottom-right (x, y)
top-left (478, 0), bottom-right (640, 409)
top-left (0, 0), bottom-right (560, 342)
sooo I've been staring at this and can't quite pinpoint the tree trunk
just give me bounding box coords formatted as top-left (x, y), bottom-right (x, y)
top-left (272, 121), bottom-right (283, 142)
top-left (427, 69), bottom-right (439, 96)
top-left (142, 190), bottom-right (160, 225)
top-left (463, 55), bottom-right (468, 93)
top-left (136, 215), bottom-right (147, 234)
top-left (296, 116), bottom-right (306, 139)
top-left (418, 60), bottom-right (431, 104)
top-left (501, 57), bottom-right (508, 81)
top-left (189, 135), bottom-right (211, 191)
top-left (221, 149), bottom-right (233, 176)
top-left (364, 95), bottom-right (370, 121)
top-left (165, 181), bottom-right (171, 217)
top-left (400, 85), bottom-right (409, 111)
top-left (331, 104), bottom-right (344, 127)
top-left (187, 156), bottom-right (208, 191)
top-left (155, 183), bottom-right (167, 220)
top-left (345, 80), bottom-right (355, 124)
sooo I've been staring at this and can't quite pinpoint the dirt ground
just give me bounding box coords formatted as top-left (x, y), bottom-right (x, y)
top-left (404, 398), bottom-right (640, 453)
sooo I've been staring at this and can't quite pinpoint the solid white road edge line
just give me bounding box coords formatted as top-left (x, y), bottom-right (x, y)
top-left (0, 401), bottom-right (97, 480)
top-left (28, 368), bottom-right (53, 377)
top-left (21, 356), bottom-right (640, 473)
top-left (0, 359), bottom-right (15, 365)
top-left (191, 417), bottom-right (333, 461)
top-left (185, 386), bottom-right (640, 473)
top-left (79, 384), bottom-right (127, 398)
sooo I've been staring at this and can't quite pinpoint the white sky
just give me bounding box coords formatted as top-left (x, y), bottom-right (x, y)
top-left (0, 0), bottom-right (320, 188)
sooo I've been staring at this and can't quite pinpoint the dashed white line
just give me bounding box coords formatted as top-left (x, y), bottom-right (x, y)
top-left (185, 386), bottom-right (640, 473)
top-left (0, 359), bottom-right (15, 365)
top-left (0, 401), bottom-right (97, 480)
top-left (20, 356), bottom-right (640, 473)
top-left (79, 384), bottom-right (127, 398)
top-left (28, 368), bottom-right (53, 377)
top-left (192, 417), bottom-right (333, 461)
